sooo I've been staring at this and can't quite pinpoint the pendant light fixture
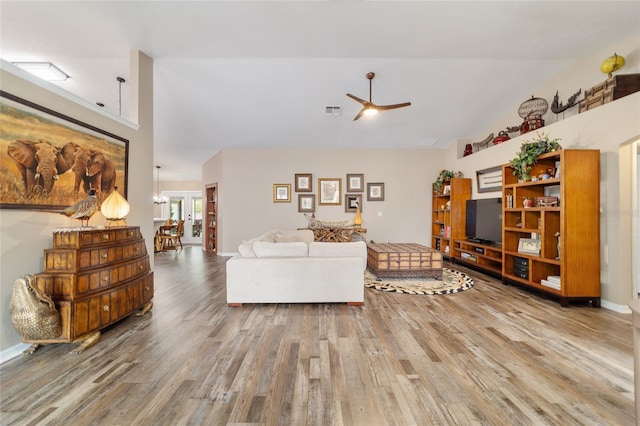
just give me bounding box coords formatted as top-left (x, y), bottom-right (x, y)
top-left (154, 166), bottom-right (168, 205)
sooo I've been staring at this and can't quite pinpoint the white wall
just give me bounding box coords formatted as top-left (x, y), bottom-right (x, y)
top-left (203, 148), bottom-right (444, 255)
top-left (0, 51), bottom-right (154, 355)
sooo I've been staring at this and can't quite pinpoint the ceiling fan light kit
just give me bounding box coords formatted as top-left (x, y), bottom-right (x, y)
top-left (346, 72), bottom-right (411, 121)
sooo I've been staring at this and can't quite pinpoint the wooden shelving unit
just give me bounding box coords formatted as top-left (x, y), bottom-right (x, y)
top-left (501, 149), bottom-right (600, 307)
top-left (205, 183), bottom-right (218, 253)
top-left (452, 239), bottom-right (502, 277)
top-left (431, 177), bottom-right (471, 259)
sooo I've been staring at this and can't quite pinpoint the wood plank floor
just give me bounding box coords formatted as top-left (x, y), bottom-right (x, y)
top-left (0, 246), bottom-right (634, 425)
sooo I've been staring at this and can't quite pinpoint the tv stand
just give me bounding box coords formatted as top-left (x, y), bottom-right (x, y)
top-left (452, 239), bottom-right (502, 278)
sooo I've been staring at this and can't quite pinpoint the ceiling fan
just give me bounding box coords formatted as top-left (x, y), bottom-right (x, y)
top-left (346, 72), bottom-right (411, 121)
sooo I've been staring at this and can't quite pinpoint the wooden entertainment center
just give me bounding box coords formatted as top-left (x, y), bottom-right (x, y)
top-left (443, 149), bottom-right (600, 307)
top-left (452, 239), bottom-right (502, 277)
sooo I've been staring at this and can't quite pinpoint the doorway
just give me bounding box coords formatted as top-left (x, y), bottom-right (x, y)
top-left (161, 191), bottom-right (203, 245)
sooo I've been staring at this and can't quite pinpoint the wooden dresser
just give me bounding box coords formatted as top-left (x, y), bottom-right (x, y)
top-left (27, 226), bottom-right (153, 353)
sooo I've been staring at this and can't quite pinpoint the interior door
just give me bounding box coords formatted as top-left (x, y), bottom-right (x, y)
top-left (161, 191), bottom-right (203, 245)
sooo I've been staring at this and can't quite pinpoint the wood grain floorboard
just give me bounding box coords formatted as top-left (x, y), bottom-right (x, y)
top-left (0, 246), bottom-right (635, 425)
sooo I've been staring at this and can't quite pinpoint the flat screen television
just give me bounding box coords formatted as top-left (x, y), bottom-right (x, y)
top-left (465, 198), bottom-right (502, 245)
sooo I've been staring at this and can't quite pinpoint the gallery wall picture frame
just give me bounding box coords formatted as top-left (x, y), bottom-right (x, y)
top-left (273, 184), bottom-right (291, 203)
top-left (298, 194), bottom-right (315, 212)
top-left (318, 178), bottom-right (342, 206)
top-left (518, 238), bottom-right (541, 255)
top-left (346, 173), bottom-right (364, 192)
top-left (345, 194), bottom-right (362, 213)
top-left (367, 182), bottom-right (385, 201)
top-left (0, 91), bottom-right (129, 211)
top-left (476, 165), bottom-right (503, 193)
top-left (295, 173), bottom-right (312, 192)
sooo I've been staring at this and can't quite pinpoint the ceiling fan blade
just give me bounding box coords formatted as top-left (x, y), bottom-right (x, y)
top-left (352, 108), bottom-right (366, 121)
top-left (346, 93), bottom-right (368, 105)
top-left (376, 102), bottom-right (412, 111)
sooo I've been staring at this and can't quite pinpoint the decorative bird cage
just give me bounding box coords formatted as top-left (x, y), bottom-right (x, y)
top-left (518, 96), bottom-right (548, 135)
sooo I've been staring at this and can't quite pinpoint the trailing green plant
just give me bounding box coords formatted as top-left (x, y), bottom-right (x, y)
top-left (433, 169), bottom-right (455, 193)
top-left (509, 133), bottom-right (562, 181)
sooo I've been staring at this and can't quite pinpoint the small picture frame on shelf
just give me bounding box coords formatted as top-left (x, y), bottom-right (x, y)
top-left (442, 184), bottom-right (451, 195)
top-left (518, 238), bottom-right (540, 255)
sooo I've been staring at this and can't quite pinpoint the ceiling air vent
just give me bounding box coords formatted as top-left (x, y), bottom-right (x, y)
top-left (325, 105), bottom-right (342, 116)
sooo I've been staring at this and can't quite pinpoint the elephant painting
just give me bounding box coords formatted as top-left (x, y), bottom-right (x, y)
top-left (7, 139), bottom-right (72, 196)
top-left (69, 145), bottom-right (116, 197)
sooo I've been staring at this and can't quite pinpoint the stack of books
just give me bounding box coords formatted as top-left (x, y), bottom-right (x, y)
top-left (541, 275), bottom-right (561, 290)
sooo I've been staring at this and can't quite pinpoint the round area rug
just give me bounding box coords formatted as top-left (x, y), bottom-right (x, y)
top-left (364, 268), bottom-right (474, 295)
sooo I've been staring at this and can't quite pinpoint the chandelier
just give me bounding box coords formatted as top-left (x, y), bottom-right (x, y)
top-left (153, 165), bottom-right (168, 205)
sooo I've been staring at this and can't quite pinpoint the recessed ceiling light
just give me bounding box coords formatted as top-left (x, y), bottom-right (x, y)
top-left (11, 62), bottom-right (69, 81)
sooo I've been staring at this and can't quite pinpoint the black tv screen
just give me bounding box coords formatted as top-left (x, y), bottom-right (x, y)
top-left (465, 198), bottom-right (502, 244)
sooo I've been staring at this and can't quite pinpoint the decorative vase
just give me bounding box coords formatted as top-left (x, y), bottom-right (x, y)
top-left (354, 204), bottom-right (362, 227)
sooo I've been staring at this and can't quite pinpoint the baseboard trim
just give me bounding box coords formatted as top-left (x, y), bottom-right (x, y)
top-left (601, 299), bottom-right (632, 314)
top-left (0, 343), bottom-right (30, 364)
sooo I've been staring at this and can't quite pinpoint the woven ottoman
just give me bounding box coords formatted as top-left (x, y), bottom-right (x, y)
top-left (367, 243), bottom-right (443, 279)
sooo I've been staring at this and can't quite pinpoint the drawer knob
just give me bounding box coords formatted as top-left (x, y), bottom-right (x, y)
top-left (139, 265), bottom-right (143, 270)
top-left (129, 231), bottom-right (134, 236)
top-left (103, 305), bottom-right (109, 312)
top-left (101, 253), bottom-right (108, 259)
top-left (145, 286), bottom-right (150, 291)
top-left (102, 276), bottom-right (109, 282)
top-left (135, 247), bottom-right (139, 251)
top-left (102, 234), bottom-right (110, 240)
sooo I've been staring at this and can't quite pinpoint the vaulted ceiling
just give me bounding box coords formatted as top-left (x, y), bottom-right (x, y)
top-left (1, 1), bottom-right (638, 180)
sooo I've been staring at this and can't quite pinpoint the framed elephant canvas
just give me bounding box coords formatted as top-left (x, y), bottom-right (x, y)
top-left (0, 91), bottom-right (129, 211)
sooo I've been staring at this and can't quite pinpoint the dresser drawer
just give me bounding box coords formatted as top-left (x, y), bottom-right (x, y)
top-left (35, 255), bottom-right (150, 298)
top-left (512, 270), bottom-right (529, 280)
top-left (44, 241), bottom-right (147, 273)
top-left (73, 271), bottom-right (154, 338)
top-left (512, 264), bottom-right (529, 275)
top-left (53, 227), bottom-right (142, 249)
top-left (513, 256), bottom-right (529, 267)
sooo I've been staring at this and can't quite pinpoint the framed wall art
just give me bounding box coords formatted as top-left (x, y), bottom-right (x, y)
top-left (298, 194), bottom-right (315, 212)
top-left (294, 173), bottom-right (312, 192)
top-left (345, 194), bottom-right (362, 213)
top-left (318, 178), bottom-right (341, 206)
top-left (346, 173), bottom-right (364, 192)
top-left (273, 184), bottom-right (291, 203)
top-left (476, 165), bottom-right (502, 193)
top-left (367, 182), bottom-right (385, 201)
top-left (0, 91), bottom-right (129, 210)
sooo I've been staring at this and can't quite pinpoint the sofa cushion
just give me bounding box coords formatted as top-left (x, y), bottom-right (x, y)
top-left (253, 241), bottom-right (309, 257)
top-left (308, 241), bottom-right (367, 270)
top-left (237, 231), bottom-right (280, 257)
top-left (274, 229), bottom-right (314, 244)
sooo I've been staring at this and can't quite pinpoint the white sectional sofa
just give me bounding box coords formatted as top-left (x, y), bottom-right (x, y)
top-left (226, 229), bottom-right (366, 306)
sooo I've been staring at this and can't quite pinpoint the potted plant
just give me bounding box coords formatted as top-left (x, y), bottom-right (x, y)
top-left (433, 169), bottom-right (455, 193)
top-left (510, 133), bottom-right (562, 181)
